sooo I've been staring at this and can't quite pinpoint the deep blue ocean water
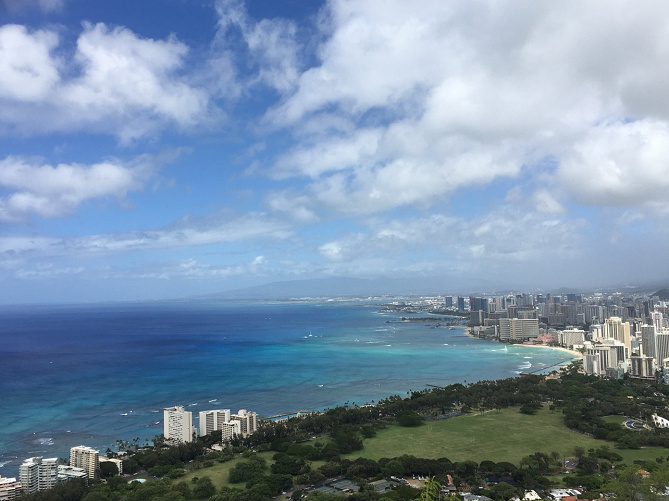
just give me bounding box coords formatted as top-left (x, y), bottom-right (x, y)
top-left (0, 300), bottom-right (574, 477)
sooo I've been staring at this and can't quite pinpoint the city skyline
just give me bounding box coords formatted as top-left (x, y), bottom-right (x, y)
top-left (2, 0), bottom-right (669, 303)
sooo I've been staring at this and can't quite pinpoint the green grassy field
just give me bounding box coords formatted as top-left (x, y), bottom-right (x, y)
top-left (177, 451), bottom-right (275, 490)
top-left (347, 407), bottom-right (669, 464)
top-left (174, 407), bottom-right (669, 490)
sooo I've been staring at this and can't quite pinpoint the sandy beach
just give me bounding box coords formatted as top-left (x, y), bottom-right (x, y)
top-left (462, 326), bottom-right (582, 358)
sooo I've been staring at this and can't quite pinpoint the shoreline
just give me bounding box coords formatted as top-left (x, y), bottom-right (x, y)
top-left (461, 326), bottom-right (582, 358)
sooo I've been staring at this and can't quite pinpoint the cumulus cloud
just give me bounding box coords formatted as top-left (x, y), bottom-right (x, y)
top-left (0, 155), bottom-right (155, 223)
top-left (261, 0), bottom-right (669, 219)
top-left (0, 25), bottom-right (60, 101)
top-left (0, 22), bottom-right (210, 142)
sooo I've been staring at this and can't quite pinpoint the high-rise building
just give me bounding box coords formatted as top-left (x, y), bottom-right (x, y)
top-left (499, 318), bottom-right (539, 342)
top-left (642, 325), bottom-right (657, 360)
top-left (559, 329), bottom-right (585, 349)
top-left (199, 409), bottom-right (232, 437)
top-left (457, 296), bottom-right (465, 312)
top-left (19, 457), bottom-right (58, 494)
top-left (469, 297), bottom-right (488, 312)
top-left (0, 476), bottom-right (21, 500)
top-left (219, 421), bottom-right (242, 441)
top-left (656, 333), bottom-right (669, 367)
top-left (652, 311), bottom-right (664, 330)
top-left (630, 356), bottom-right (655, 379)
top-left (603, 317), bottom-right (631, 358)
top-left (69, 446), bottom-right (99, 479)
top-left (230, 410), bottom-right (258, 437)
top-left (164, 406), bottom-right (194, 443)
top-left (584, 353), bottom-right (601, 375)
top-left (586, 345), bottom-right (618, 373)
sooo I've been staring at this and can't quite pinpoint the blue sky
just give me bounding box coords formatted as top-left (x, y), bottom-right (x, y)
top-left (2, 0), bottom-right (669, 303)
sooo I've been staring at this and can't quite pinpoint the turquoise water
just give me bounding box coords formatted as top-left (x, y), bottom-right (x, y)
top-left (0, 300), bottom-right (574, 477)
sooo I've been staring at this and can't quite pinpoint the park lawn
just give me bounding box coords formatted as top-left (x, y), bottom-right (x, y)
top-left (176, 451), bottom-right (275, 491)
top-left (601, 415), bottom-right (629, 425)
top-left (348, 407), bottom-right (669, 465)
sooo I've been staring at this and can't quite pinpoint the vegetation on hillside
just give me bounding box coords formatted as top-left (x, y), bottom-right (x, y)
top-left (17, 365), bottom-right (669, 501)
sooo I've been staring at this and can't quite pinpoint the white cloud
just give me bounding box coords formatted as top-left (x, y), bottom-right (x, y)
top-left (558, 119), bottom-right (669, 207)
top-left (0, 155), bottom-right (154, 222)
top-left (0, 22), bottom-right (210, 142)
top-left (0, 25), bottom-right (60, 101)
top-left (264, 191), bottom-right (319, 223)
top-left (316, 207), bottom-right (588, 283)
top-left (261, 0), bottom-right (669, 218)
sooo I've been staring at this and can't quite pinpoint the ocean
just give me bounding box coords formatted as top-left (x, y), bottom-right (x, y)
top-left (0, 299), bottom-right (574, 477)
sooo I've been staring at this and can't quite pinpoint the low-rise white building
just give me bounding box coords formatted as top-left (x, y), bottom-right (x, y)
top-left (653, 414), bottom-right (669, 428)
top-left (0, 475), bottom-right (21, 500)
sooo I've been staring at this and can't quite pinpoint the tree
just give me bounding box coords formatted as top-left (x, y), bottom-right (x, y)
top-left (99, 461), bottom-right (119, 479)
top-left (192, 476), bottom-right (216, 499)
top-left (416, 477), bottom-right (441, 501)
top-left (398, 411), bottom-right (425, 427)
top-left (488, 482), bottom-right (518, 501)
top-left (174, 481), bottom-right (191, 499)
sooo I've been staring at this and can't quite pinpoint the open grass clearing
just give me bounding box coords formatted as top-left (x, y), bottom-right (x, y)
top-left (347, 407), bottom-right (669, 464)
top-left (176, 451), bottom-right (275, 491)
top-left (171, 407), bottom-right (669, 490)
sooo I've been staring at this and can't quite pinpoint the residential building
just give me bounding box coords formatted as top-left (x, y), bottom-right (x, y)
top-left (642, 325), bottom-right (657, 360)
top-left (164, 406), bottom-right (194, 443)
top-left (584, 353), bottom-right (601, 376)
top-left (559, 329), bottom-right (585, 349)
top-left (499, 318), bottom-right (539, 342)
top-left (199, 409), bottom-right (231, 437)
top-left (603, 317), bottom-right (631, 357)
top-left (0, 476), bottom-right (21, 500)
top-left (586, 345), bottom-right (618, 374)
top-left (630, 356), bottom-right (655, 380)
top-left (230, 409), bottom-right (258, 437)
top-left (220, 421), bottom-right (242, 441)
top-left (57, 466), bottom-right (87, 483)
top-left (19, 457), bottom-right (58, 494)
top-left (652, 311), bottom-right (664, 330)
top-left (69, 446), bottom-right (99, 479)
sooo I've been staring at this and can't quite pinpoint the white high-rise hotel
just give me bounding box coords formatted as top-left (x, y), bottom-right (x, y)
top-left (164, 406), bottom-right (194, 443)
top-left (19, 457), bottom-right (58, 494)
top-left (198, 408), bottom-right (258, 440)
top-left (69, 446), bottom-right (99, 479)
